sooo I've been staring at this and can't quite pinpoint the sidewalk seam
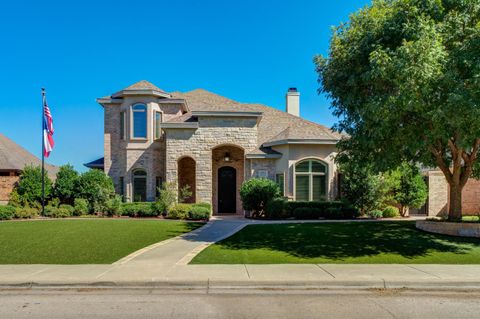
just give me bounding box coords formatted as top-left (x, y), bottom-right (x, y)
top-left (406, 265), bottom-right (442, 279)
top-left (316, 265), bottom-right (335, 278)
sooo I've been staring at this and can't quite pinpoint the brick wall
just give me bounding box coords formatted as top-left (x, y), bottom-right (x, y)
top-left (462, 179), bottom-right (480, 215)
top-left (0, 175), bottom-right (19, 203)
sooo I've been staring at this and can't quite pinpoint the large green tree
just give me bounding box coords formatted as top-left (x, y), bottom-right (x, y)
top-left (316, 0), bottom-right (480, 220)
top-left (15, 165), bottom-right (52, 205)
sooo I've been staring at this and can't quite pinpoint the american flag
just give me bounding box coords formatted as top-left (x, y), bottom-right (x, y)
top-left (43, 101), bottom-right (54, 157)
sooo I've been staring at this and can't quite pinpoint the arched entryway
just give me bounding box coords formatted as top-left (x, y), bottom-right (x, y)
top-left (178, 156), bottom-right (196, 203)
top-left (218, 166), bottom-right (236, 214)
top-left (212, 145), bottom-right (245, 214)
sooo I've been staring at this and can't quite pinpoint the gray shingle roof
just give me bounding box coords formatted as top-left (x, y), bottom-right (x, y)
top-left (122, 80), bottom-right (167, 93)
top-left (0, 134), bottom-right (58, 178)
top-left (169, 89), bottom-right (342, 151)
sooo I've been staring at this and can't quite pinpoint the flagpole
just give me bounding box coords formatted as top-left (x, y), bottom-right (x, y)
top-left (41, 88), bottom-right (46, 216)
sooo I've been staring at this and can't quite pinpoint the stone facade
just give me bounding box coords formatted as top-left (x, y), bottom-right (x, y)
top-left (426, 171), bottom-right (449, 217)
top-left (164, 117), bottom-right (257, 214)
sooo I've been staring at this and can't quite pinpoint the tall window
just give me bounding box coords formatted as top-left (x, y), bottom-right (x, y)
top-left (276, 173), bottom-right (285, 196)
top-left (119, 177), bottom-right (125, 201)
top-left (132, 104), bottom-right (147, 139)
top-left (155, 111), bottom-right (162, 139)
top-left (120, 112), bottom-right (125, 140)
top-left (132, 169), bottom-right (147, 202)
top-left (295, 159), bottom-right (327, 201)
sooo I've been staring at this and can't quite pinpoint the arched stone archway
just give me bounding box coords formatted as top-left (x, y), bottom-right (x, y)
top-left (212, 145), bottom-right (245, 214)
top-left (178, 156), bottom-right (196, 203)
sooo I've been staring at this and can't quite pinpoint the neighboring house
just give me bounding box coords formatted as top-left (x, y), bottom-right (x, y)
top-left (94, 80), bottom-right (343, 215)
top-left (0, 134), bottom-right (58, 204)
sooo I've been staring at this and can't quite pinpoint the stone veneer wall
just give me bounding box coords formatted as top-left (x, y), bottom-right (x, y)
top-left (0, 175), bottom-right (18, 203)
top-left (165, 116), bottom-right (258, 214)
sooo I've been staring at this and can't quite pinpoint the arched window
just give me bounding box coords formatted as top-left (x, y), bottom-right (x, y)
top-left (132, 169), bottom-right (147, 202)
top-left (132, 104), bottom-right (147, 138)
top-left (295, 159), bottom-right (327, 201)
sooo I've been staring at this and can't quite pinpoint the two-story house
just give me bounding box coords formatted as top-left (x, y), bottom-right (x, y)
top-left (93, 80), bottom-right (342, 215)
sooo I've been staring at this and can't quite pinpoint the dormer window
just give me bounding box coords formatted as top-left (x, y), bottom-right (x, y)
top-left (132, 104), bottom-right (147, 139)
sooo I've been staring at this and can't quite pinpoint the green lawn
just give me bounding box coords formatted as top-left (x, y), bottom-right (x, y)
top-left (191, 221), bottom-right (480, 264)
top-left (0, 219), bottom-right (203, 264)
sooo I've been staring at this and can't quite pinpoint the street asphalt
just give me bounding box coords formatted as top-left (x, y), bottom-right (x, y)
top-left (1, 288), bottom-right (479, 319)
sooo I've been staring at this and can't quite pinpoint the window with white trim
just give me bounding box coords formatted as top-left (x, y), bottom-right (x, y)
top-left (155, 111), bottom-right (162, 139)
top-left (295, 159), bottom-right (327, 201)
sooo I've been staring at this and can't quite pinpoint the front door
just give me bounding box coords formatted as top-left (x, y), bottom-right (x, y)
top-left (218, 166), bottom-right (236, 214)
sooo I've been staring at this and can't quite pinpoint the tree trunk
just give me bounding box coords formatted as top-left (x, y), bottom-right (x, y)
top-left (448, 182), bottom-right (463, 221)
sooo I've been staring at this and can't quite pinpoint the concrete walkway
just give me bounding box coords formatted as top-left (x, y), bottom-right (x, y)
top-left (1, 216), bottom-right (480, 290)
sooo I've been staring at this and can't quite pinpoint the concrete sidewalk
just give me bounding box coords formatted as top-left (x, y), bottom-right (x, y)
top-left (1, 216), bottom-right (479, 290)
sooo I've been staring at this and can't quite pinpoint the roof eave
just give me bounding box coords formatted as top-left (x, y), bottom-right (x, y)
top-left (263, 139), bottom-right (339, 147)
top-left (161, 122), bottom-right (199, 129)
top-left (245, 154), bottom-right (283, 159)
top-left (112, 89), bottom-right (172, 99)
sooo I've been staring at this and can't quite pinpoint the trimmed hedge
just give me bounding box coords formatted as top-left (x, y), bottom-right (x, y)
top-left (43, 206), bottom-right (72, 218)
top-left (261, 200), bottom-right (360, 220)
top-left (167, 204), bottom-right (191, 219)
top-left (121, 202), bottom-right (157, 217)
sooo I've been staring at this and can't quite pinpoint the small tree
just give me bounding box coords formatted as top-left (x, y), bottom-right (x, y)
top-left (178, 185), bottom-right (193, 203)
top-left (154, 182), bottom-right (178, 215)
top-left (54, 164), bottom-right (79, 204)
top-left (240, 178), bottom-right (280, 216)
top-left (385, 163), bottom-right (428, 217)
top-left (15, 165), bottom-right (52, 206)
top-left (338, 158), bottom-right (386, 215)
top-left (75, 169), bottom-right (115, 213)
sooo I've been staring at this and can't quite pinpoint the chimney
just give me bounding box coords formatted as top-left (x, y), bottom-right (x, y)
top-left (286, 87), bottom-right (300, 117)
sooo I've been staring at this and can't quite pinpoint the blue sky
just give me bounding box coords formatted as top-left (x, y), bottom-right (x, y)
top-left (0, 0), bottom-right (369, 171)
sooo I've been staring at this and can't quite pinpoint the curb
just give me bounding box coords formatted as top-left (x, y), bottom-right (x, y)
top-left (2, 280), bottom-right (480, 292)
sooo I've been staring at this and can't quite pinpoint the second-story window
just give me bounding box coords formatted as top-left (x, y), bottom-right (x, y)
top-left (132, 104), bottom-right (147, 139)
top-left (155, 111), bottom-right (162, 139)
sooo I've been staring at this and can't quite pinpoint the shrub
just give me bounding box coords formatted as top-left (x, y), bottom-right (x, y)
top-left (167, 204), bottom-right (192, 219)
top-left (367, 209), bottom-right (383, 219)
top-left (75, 169), bottom-right (115, 213)
top-left (73, 198), bottom-right (89, 216)
top-left (285, 201), bottom-right (343, 216)
top-left (155, 182), bottom-right (178, 215)
top-left (178, 185), bottom-right (193, 203)
top-left (188, 206), bottom-right (210, 220)
top-left (193, 202), bottom-right (212, 210)
top-left (104, 195), bottom-right (122, 216)
top-left (324, 207), bottom-right (344, 219)
top-left (53, 164), bottom-right (79, 205)
top-left (14, 206), bottom-right (39, 219)
top-left (293, 207), bottom-right (322, 219)
top-left (48, 197), bottom-right (60, 208)
top-left (0, 205), bottom-right (16, 220)
top-left (382, 206), bottom-right (400, 218)
top-left (8, 189), bottom-right (23, 207)
top-left (240, 178), bottom-right (280, 214)
top-left (341, 206), bottom-right (361, 219)
top-left (264, 198), bottom-right (288, 219)
top-left (43, 206), bottom-right (72, 218)
top-left (121, 202), bottom-right (157, 217)
top-left (59, 204), bottom-right (74, 215)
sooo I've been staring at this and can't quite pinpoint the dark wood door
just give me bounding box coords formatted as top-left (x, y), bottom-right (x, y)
top-left (218, 166), bottom-right (236, 214)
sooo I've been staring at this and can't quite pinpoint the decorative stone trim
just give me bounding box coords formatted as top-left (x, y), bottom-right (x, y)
top-left (416, 220), bottom-right (480, 238)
